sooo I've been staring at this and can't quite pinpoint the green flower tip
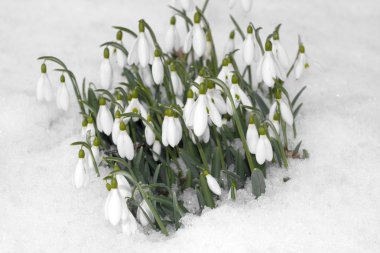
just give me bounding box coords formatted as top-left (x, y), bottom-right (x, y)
top-left (305, 63), bottom-right (310, 69)
top-left (119, 121), bottom-right (126, 131)
top-left (147, 114), bottom-right (152, 122)
top-left (82, 118), bottom-right (88, 127)
top-left (154, 48), bottom-right (161, 57)
top-left (127, 93), bottom-right (132, 101)
top-left (207, 80), bottom-right (215, 89)
top-left (116, 92), bottom-right (123, 101)
top-left (275, 89), bottom-right (282, 99)
top-left (41, 63), bottom-right (47, 74)
top-left (111, 178), bottom-right (118, 188)
top-left (202, 169), bottom-right (209, 176)
top-left (265, 40), bottom-right (272, 51)
top-left (170, 16), bottom-right (176, 25)
top-left (114, 163), bottom-right (121, 171)
top-left (187, 89), bottom-right (194, 99)
top-left (87, 116), bottom-right (93, 124)
top-left (106, 183), bottom-right (111, 191)
top-left (165, 108), bottom-right (173, 117)
top-left (60, 74), bottom-right (65, 83)
top-left (99, 97), bottom-right (106, 106)
top-left (258, 126), bottom-right (266, 135)
top-left (78, 149), bottom-right (85, 158)
top-left (115, 110), bottom-right (121, 118)
top-left (273, 31), bottom-right (279, 40)
top-left (222, 57), bottom-right (230, 67)
top-left (299, 44), bottom-right (305, 53)
top-left (249, 115), bottom-right (255, 124)
top-left (194, 12), bottom-right (201, 24)
top-left (170, 63), bottom-right (176, 72)
top-left (247, 24), bottom-right (253, 34)
top-left (231, 74), bottom-right (238, 84)
top-left (132, 107), bottom-right (139, 113)
top-left (206, 31), bottom-right (212, 41)
top-left (103, 47), bottom-right (110, 59)
top-left (199, 67), bottom-right (205, 77)
top-left (116, 30), bottom-right (123, 40)
top-left (199, 82), bottom-right (207, 94)
top-left (273, 112), bottom-right (280, 121)
top-left (93, 137), bottom-right (100, 147)
top-left (139, 20), bottom-right (145, 32)
top-left (229, 30), bottom-right (235, 39)
top-left (131, 88), bottom-right (138, 98)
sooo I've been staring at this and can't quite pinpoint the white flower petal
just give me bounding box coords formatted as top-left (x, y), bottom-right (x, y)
top-left (152, 57), bottom-right (164, 84)
top-left (108, 189), bottom-right (122, 226)
top-left (263, 135), bottom-right (273, 162)
top-left (138, 33), bottom-right (150, 67)
top-left (206, 174), bottom-right (221, 195)
top-left (100, 59), bottom-right (113, 89)
top-left (193, 24), bottom-right (206, 58)
top-left (255, 136), bottom-right (266, 165)
top-left (242, 34), bottom-right (254, 65)
top-left (247, 124), bottom-right (259, 154)
top-left (193, 95), bottom-right (208, 137)
top-left (127, 37), bottom-right (139, 65)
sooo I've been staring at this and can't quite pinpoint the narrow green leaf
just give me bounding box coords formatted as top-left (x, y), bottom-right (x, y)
top-left (251, 169), bottom-right (265, 198)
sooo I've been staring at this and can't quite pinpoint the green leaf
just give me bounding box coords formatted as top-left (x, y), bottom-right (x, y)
top-left (112, 26), bottom-right (137, 38)
top-left (292, 86), bottom-right (307, 107)
top-left (199, 172), bottom-right (215, 208)
top-left (251, 169), bottom-right (265, 198)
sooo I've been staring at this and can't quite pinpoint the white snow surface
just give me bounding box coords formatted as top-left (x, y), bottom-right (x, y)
top-left (1, 0), bottom-right (380, 252)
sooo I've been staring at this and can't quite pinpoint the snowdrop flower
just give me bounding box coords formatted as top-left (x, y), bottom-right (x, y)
top-left (140, 65), bottom-right (154, 87)
top-left (100, 47), bottom-right (113, 89)
top-left (191, 68), bottom-right (205, 95)
top-left (183, 12), bottom-right (206, 58)
top-left (294, 44), bottom-right (308, 79)
top-left (124, 89), bottom-right (148, 122)
top-left (206, 81), bottom-right (227, 115)
top-left (114, 165), bottom-right (132, 198)
top-left (145, 115), bottom-right (155, 146)
top-left (226, 75), bottom-right (253, 115)
top-left (152, 49), bottom-right (164, 85)
top-left (255, 126), bottom-right (273, 165)
top-left (88, 137), bottom-right (101, 170)
top-left (86, 116), bottom-right (96, 142)
top-left (170, 63), bottom-right (184, 97)
top-left (114, 92), bottom-right (124, 113)
top-left (105, 178), bottom-right (123, 226)
top-left (115, 30), bottom-right (127, 69)
top-left (242, 24), bottom-right (260, 66)
top-left (269, 90), bottom-right (293, 126)
top-left (56, 74), bottom-right (69, 111)
top-left (204, 31), bottom-right (213, 60)
top-left (269, 112), bottom-right (280, 136)
top-left (121, 199), bottom-right (137, 235)
top-left (117, 121), bottom-right (134, 160)
top-left (179, 0), bottom-right (194, 12)
top-left (187, 82), bottom-right (223, 137)
top-left (128, 20), bottom-right (153, 67)
top-left (137, 199), bottom-right (154, 226)
top-left (73, 149), bottom-right (89, 189)
top-left (81, 118), bottom-right (88, 137)
top-left (36, 63), bottom-right (53, 102)
top-left (241, 0), bottom-right (253, 12)
top-left (257, 40), bottom-right (286, 87)
top-left (96, 97), bottom-right (113, 135)
top-left (203, 170), bottom-right (221, 195)
top-left (162, 109), bottom-right (183, 147)
top-left (152, 140), bottom-right (161, 161)
top-left (246, 116), bottom-right (259, 154)
top-left (112, 110), bottom-right (121, 144)
top-left (272, 30), bottom-right (290, 70)
top-left (223, 31), bottom-right (235, 56)
top-left (165, 16), bottom-right (181, 54)
top-left (217, 57), bottom-right (234, 86)
top-left (183, 90), bottom-right (195, 126)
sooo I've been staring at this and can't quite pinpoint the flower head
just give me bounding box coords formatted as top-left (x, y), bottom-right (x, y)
top-left (116, 121), bottom-right (134, 160)
top-left (56, 74), bottom-right (70, 111)
top-left (96, 97), bottom-right (113, 135)
top-left (100, 47), bottom-right (113, 89)
top-left (152, 49), bottom-right (164, 85)
top-left (255, 127), bottom-right (273, 165)
top-left (269, 90), bottom-right (293, 126)
top-left (73, 149), bottom-right (89, 189)
top-left (36, 63), bottom-right (53, 102)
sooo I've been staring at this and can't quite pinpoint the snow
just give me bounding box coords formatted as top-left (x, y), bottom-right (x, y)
top-left (1, 0), bottom-right (380, 252)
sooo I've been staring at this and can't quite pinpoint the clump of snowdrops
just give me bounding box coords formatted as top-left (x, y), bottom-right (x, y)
top-left (36, 0), bottom-right (309, 236)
